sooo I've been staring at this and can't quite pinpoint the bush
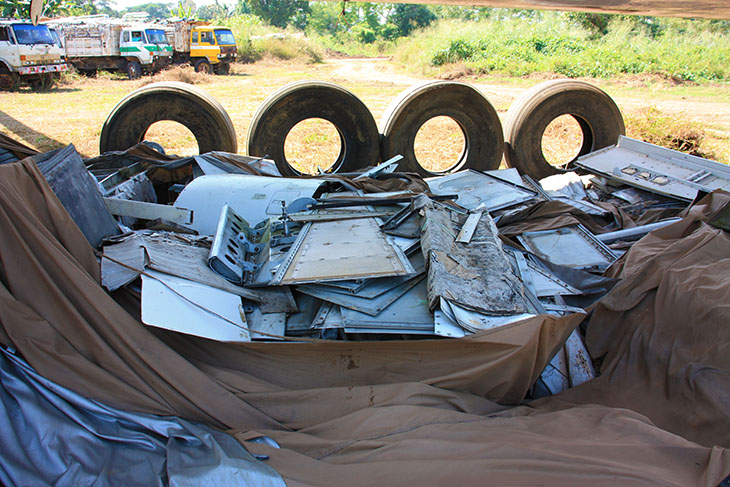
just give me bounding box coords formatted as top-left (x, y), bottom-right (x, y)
top-left (626, 107), bottom-right (717, 159)
top-left (397, 14), bottom-right (730, 82)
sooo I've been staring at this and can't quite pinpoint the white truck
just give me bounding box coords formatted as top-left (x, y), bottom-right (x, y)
top-left (0, 19), bottom-right (68, 90)
top-left (46, 16), bottom-right (172, 79)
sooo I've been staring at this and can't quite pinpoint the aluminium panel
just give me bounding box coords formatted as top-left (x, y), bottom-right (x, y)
top-left (576, 135), bottom-right (730, 201)
top-left (511, 250), bottom-right (582, 297)
top-left (340, 278), bottom-right (433, 333)
top-left (535, 347), bottom-right (570, 397)
top-left (270, 217), bottom-right (416, 285)
top-left (484, 168), bottom-right (525, 187)
top-left (298, 275), bottom-right (424, 316)
top-left (246, 307), bottom-right (286, 341)
top-left (140, 270), bottom-right (250, 343)
top-left (421, 204), bottom-right (529, 315)
top-left (426, 169), bottom-right (537, 211)
top-left (174, 174), bottom-right (322, 235)
top-left (565, 329), bottom-right (595, 387)
top-left (517, 225), bottom-right (618, 272)
top-left (302, 250), bottom-right (424, 299)
top-left (443, 299), bottom-right (534, 334)
top-left (285, 292), bottom-right (323, 335)
top-left (433, 309), bottom-right (466, 339)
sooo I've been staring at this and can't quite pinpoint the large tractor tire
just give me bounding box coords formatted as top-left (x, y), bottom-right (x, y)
top-left (247, 80), bottom-right (380, 177)
top-left (380, 81), bottom-right (503, 177)
top-left (503, 79), bottom-right (625, 180)
top-left (99, 81), bottom-right (237, 154)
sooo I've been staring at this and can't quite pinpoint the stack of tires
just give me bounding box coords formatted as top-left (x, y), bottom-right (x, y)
top-left (100, 79), bottom-right (624, 180)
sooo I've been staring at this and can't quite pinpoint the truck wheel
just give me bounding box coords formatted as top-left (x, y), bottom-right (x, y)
top-left (126, 61), bottom-right (142, 80)
top-left (194, 59), bottom-right (213, 74)
top-left (214, 62), bottom-right (230, 75)
top-left (381, 81), bottom-right (503, 177)
top-left (504, 79), bottom-right (625, 180)
top-left (28, 73), bottom-right (54, 91)
top-left (0, 66), bottom-right (18, 91)
top-left (100, 81), bottom-right (237, 154)
top-left (247, 80), bottom-right (380, 176)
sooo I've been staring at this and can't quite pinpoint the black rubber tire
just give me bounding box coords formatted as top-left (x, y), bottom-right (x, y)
top-left (126, 60), bottom-right (142, 80)
top-left (247, 80), bottom-right (380, 177)
top-left (194, 58), bottom-right (213, 74)
top-left (503, 79), bottom-right (625, 180)
top-left (214, 62), bottom-right (230, 75)
top-left (0, 65), bottom-right (18, 91)
top-left (381, 81), bottom-right (503, 177)
top-left (100, 81), bottom-right (237, 154)
top-left (27, 73), bottom-right (54, 91)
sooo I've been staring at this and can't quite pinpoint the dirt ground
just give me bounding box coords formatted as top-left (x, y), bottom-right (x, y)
top-left (1, 57), bottom-right (729, 174)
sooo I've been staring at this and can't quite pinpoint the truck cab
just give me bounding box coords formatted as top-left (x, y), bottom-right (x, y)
top-left (0, 20), bottom-right (67, 90)
top-left (119, 25), bottom-right (172, 76)
top-left (189, 25), bottom-right (237, 74)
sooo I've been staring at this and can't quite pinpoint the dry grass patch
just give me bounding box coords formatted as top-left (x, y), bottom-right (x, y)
top-left (143, 65), bottom-right (213, 86)
top-left (626, 106), bottom-right (720, 161)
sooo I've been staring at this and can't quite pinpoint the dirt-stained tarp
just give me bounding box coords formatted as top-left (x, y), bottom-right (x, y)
top-left (0, 157), bottom-right (729, 486)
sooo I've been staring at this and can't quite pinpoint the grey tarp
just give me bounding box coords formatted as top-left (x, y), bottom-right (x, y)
top-left (0, 348), bottom-right (284, 487)
top-left (0, 157), bottom-right (729, 485)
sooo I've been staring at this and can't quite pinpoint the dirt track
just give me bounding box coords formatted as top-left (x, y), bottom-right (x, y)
top-left (330, 57), bottom-right (730, 134)
top-left (1, 56), bottom-right (728, 166)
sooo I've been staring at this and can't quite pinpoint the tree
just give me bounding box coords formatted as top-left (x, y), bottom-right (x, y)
top-left (197, 0), bottom-right (230, 20)
top-left (389, 3), bottom-right (436, 37)
top-left (124, 2), bottom-right (173, 20)
top-left (1, 0), bottom-right (98, 19)
top-left (246, 0), bottom-right (310, 28)
top-left (567, 12), bottom-right (612, 37)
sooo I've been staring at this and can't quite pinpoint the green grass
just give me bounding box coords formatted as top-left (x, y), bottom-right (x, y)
top-left (395, 15), bottom-right (730, 82)
top-left (219, 15), bottom-right (323, 63)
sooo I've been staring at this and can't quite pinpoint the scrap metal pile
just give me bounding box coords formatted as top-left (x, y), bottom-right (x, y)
top-left (5, 118), bottom-right (727, 400)
top-left (2, 76), bottom-right (730, 485)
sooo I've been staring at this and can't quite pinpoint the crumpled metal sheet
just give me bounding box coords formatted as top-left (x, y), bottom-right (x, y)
top-left (420, 203), bottom-right (529, 315)
top-left (0, 348), bottom-right (285, 487)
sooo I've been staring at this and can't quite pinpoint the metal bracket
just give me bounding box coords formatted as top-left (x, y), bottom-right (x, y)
top-left (208, 204), bottom-right (271, 285)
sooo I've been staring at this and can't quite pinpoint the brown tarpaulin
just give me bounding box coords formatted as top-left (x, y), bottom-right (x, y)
top-left (0, 132), bottom-right (39, 160)
top-left (0, 158), bottom-right (728, 485)
top-left (544, 192), bottom-right (730, 449)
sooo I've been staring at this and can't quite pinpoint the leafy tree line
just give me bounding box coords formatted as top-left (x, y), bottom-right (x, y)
top-left (1, 0), bottom-right (115, 19)
top-left (3, 0), bottom-right (729, 47)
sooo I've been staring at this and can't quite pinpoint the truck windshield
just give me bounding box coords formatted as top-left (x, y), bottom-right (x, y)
top-left (49, 28), bottom-right (63, 48)
top-left (214, 29), bottom-right (235, 45)
top-left (145, 29), bottom-right (168, 44)
top-left (12, 24), bottom-right (55, 45)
